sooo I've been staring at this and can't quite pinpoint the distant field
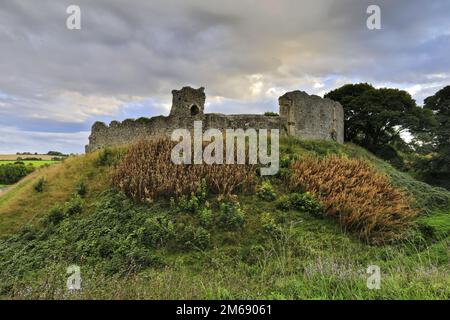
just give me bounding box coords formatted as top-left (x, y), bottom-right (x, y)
top-left (0, 154), bottom-right (62, 161)
top-left (0, 160), bottom-right (58, 167)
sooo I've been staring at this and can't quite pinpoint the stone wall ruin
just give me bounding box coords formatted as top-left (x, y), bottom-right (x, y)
top-left (85, 86), bottom-right (344, 152)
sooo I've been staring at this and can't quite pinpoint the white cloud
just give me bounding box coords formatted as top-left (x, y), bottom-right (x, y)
top-left (0, 126), bottom-right (90, 154)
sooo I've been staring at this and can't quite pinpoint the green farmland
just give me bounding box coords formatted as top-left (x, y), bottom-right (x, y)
top-left (0, 160), bottom-right (58, 167)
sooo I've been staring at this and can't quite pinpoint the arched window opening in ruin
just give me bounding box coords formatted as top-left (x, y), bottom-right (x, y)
top-left (190, 104), bottom-right (199, 116)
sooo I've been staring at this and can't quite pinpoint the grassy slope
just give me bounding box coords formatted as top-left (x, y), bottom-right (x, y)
top-left (0, 139), bottom-right (448, 299)
top-left (0, 153), bottom-right (112, 235)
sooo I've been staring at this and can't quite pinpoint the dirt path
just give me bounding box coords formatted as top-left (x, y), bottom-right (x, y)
top-left (0, 187), bottom-right (10, 196)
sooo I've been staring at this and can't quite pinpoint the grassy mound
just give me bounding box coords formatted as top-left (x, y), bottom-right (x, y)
top-left (0, 138), bottom-right (449, 299)
top-left (0, 152), bottom-right (113, 235)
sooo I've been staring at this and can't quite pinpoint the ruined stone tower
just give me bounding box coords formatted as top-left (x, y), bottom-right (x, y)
top-left (169, 86), bottom-right (206, 118)
top-left (279, 90), bottom-right (344, 144)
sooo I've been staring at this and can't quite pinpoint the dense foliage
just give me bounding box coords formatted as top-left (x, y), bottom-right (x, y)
top-left (0, 163), bottom-right (34, 184)
top-left (418, 86), bottom-right (450, 188)
top-left (325, 83), bottom-right (435, 168)
top-left (276, 192), bottom-right (322, 216)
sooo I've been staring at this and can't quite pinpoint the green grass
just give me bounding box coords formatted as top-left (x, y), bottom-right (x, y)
top-left (1, 189), bottom-right (448, 299)
top-left (0, 138), bottom-right (449, 299)
top-left (418, 212), bottom-right (450, 239)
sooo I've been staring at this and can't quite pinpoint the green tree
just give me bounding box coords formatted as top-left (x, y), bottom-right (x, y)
top-left (422, 86), bottom-right (450, 187)
top-left (47, 151), bottom-right (64, 156)
top-left (325, 83), bottom-right (435, 155)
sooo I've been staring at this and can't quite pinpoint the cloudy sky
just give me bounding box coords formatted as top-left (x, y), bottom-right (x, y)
top-left (0, 0), bottom-right (449, 153)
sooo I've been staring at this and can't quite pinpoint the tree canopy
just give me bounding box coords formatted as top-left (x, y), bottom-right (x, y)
top-left (423, 86), bottom-right (450, 181)
top-left (325, 83), bottom-right (435, 153)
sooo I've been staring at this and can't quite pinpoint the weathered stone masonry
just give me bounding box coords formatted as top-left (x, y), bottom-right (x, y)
top-left (85, 86), bottom-right (344, 152)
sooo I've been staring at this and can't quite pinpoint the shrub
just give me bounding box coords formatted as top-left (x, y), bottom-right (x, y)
top-left (219, 201), bottom-right (245, 230)
top-left (198, 207), bottom-right (213, 227)
top-left (142, 215), bottom-right (175, 247)
top-left (288, 193), bottom-right (320, 214)
top-left (113, 138), bottom-right (256, 202)
top-left (177, 225), bottom-right (210, 250)
top-left (75, 181), bottom-right (87, 197)
top-left (0, 164), bottom-right (34, 184)
top-left (279, 155), bottom-right (292, 169)
top-left (261, 212), bottom-right (282, 237)
top-left (264, 112), bottom-right (279, 117)
top-left (178, 194), bottom-right (201, 213)
top-left (257, 181), bottom-right (277, 201)
top-left (174, 181), bottom-right (208, 213)
top-left (64, 195), bottom-right (83, 216)
top-left (288, 156), bottom-right (417, 244)
top-left (97, 147), bottom-right (126, 167)
top-left (42, 205), bottom-right (64, 226)
top-left (275, 195), bottom-right (292, 211)
top-left (97, 148), bottom-right (114, 166)
top-left (276, 154), bottom-right (300, 179)
top-left (105, 248), bottom-right (162, 276)
top-left (33, 177), bottom-right (46, 193)
top-left (18, 226), bottom-right (39, 241)
top-left (276, 192), bottom-right (322, 216)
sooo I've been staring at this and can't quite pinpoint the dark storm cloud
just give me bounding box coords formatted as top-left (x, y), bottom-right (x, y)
top-left (0, 0), bottom-right (449, 153)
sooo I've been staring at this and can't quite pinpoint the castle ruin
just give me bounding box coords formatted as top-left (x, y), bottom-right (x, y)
top-left (85, 87), bottom-right (344, 152)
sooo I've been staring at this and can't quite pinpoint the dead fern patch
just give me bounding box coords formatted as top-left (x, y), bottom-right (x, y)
top-left (289, 156), bottom-right (417, 244)
top-left (113, 138), bottom-right (257, 203)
